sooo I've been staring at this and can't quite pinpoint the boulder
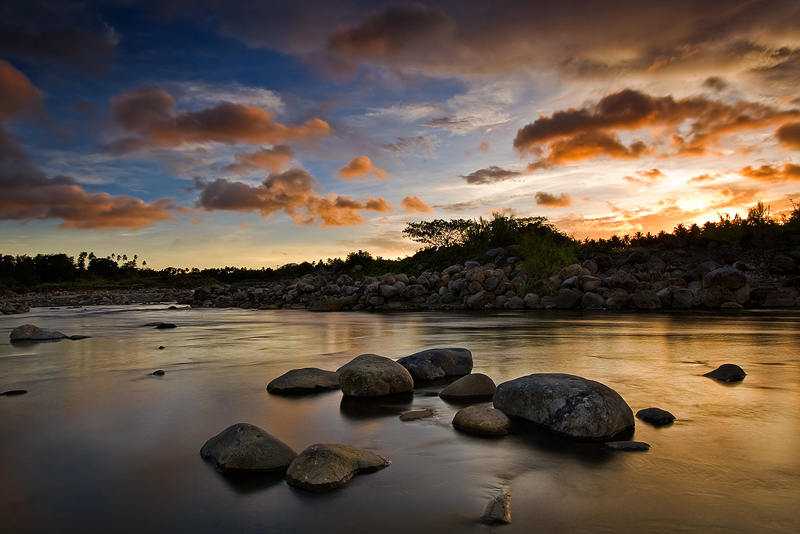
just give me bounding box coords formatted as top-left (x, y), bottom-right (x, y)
top-left (494, 374), bottom-right (635, 440)
top-left (396, 348), bottom-right (473, 381)
top-left (556, 288), bottom-right (581, 309)
top-left (467, 290), bottom-right (493, 309)
top-left (286, 443), bottom-right (390, 492)
top-left (763, 290), bottom-right (795, 308)
top-left (581, 291), bottom-right (605, 310)
top-left (200, 423), bottom-right (298, 473)
top-left (10, 324), bottom-right (42, 340)
top-left (481, 489), bottom-right (512, 524)
top-left (703, 266), bottom-right (746, 290)
top-left (438, 373), bottom-right (496, 399)
top-left (452, 405), bottom-right (511, 436)
top-left (636, 407), bottom-right (675, 426)
top-left (632, 289), bottom-right (661, 310)
top-left (703, 363), bottom-right (746, 382)
top-left (307, 296), bottom-right (344, 312)
top-left (30, 329), bottom-right (68, 340)
top-left (337, 354), bottom-right (414, 397)
top-left (267, 368), bottom-right (341, 394)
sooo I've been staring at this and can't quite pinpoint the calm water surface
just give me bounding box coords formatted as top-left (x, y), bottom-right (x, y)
top-left (1, 306), bottom-right (799, 533)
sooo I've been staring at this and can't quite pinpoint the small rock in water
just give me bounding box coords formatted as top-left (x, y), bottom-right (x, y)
top-left (201, 423), bottom-right (297, 473)
top-left (603, 441), bottom-right (651, 452)
top-left (152, 370), bottom-right (166, 376)
top-left (399, 409), bottom-right (436, 421)
top-left (0, 390), bottom-right (28, 396)
top-left (9, 324), bottom-right (42, 340)
top-left (286, 443), bottom-right (390, 492)
top-left (481, 488), bottom-right (511, 524)
top-left (168, 305), bottom-right (178, 310)
top-left (703, 363), bottom-right (746, 382)
top-left (155, 323), bottom-right (177, 329)
top-left (267, 368), bottom-right (340, 394)
top-left (68, 335), bottom-right (90, 341)
top-left (438, 373), bottom-right (496, 400)
top-left (453, 405), bottom-right (511, 436)
top-left (158, 346), bottom-right (166, 350)
top-left (636, 407), bottom-right (676, 426)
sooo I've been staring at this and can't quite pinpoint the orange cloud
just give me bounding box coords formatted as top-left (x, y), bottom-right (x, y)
top-left (109, 87), bottom-right (330, 152)
top-left (401, 195), bottom-right (433, 213)
top-left (196, 168), bottom-right (393, 227)
top-left (776, 122), bottom-right (800, 149)
top-left (0, 60), bottom-right (44, 120)
top-left (624, 168), bottom-right (666, 185)
top-left (515, 89), bottom-right (800, 167)
top-left (535, 192), bottom-right (573, 208)
top-left (336, 156), bottom-right (388, 180)
top-left (739, 163), bottom-right (800, 182)
top-left (225, 145), bottom-right (294, 174)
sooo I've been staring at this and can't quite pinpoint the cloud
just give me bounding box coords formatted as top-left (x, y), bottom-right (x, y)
top-left (165, 81), bottom-right (285, 113)
top-left (624, 168), bottom-right (666, 186)
top-left (0, 126), bottom-right (177, 229)
top-left (515, 89), bottom-right (800, 167)
top-left (0, 23), bottom-right (117, 72)
top-left (460, 165), bottom-right (522, 185)
top-left (381, 135), bottom-right (439, 156)
top-left (108, 86), bottom-right (331, 152)
top-left (464, 141), bottom-right (491, 155)
top-left (535, 192), bottom-right (573, 208)
top-left (225, 145), bottom-right (294, 174)
top-left (688, 173), bottom-right (719, 184)
top-left (336, 156), bottom-right (388, 180)
top-left (776, 122), bottom-right (800, 149)
top-left (739, 163), bottom-right (800, 182)
top-left (401, 195), bottom-right (433, 213)
top-left (0, 60), bottom-right (44, 120)
top-left (196, 168), bottom-right (393, 227)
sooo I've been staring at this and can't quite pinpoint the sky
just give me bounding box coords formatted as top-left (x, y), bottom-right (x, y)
top-left (1, 0), bottom-right (800, 269)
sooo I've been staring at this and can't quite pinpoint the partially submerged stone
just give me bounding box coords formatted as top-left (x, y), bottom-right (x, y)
top-left (337, 354), bottom-right (414, 397)
top-left (602, 441), bottom-right (651, 452)
top-left (286, 443), bottom-right (391, 492)
top-left (31, 330), bottom-right (67, 340)
top-left (452, 405), bottom-right (511, 436)
top-left (399, 408), bottom-right (436, 421)
top-left (439, 373), bottom-right (496, 400)
top-left (10, 324), bottom-right (41, 340)
top-left (703, 363), bottom-right (746, 382)
top-left (396, 348), bottom-right (473, 381)
top-left (0, 390), bottom-right (28, 396)
top-left (200, 423), bottom-right (297, 473)
top-left (636, 407), bottom-right (676, 426)
top-left (481, 488), bottom-right (511, 524)
top-left (494, 373), bottom-right (634, 440)
top-left (267, 368), bottom-right (340, 394)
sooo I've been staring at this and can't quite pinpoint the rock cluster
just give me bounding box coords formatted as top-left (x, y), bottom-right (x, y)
top-left (180, 245), bottom-right (800, 312)
top-left (1, 289), bottom-right (190, 314)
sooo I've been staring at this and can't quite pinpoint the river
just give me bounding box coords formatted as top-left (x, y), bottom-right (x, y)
top-left (1, 305), bottom-right (799, 533)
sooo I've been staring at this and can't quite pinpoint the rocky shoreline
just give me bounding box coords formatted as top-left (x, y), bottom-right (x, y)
top-left (3, 242), bottom-right (800, 314)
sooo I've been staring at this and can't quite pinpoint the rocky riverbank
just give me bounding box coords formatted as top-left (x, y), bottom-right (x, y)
top-left (3, 242), bottom-right (800, 314)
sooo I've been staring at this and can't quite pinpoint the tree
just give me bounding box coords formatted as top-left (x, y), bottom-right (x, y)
top-left (402, 219), bottom-right (476, 248)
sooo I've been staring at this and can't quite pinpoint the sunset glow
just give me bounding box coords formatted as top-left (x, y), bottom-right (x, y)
top-left (1, 0), bottom-right (799, 268)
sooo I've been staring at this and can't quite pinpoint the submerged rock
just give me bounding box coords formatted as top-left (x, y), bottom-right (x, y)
top-left (494, 373), bottom-right (634, 440)
top-left (31, 330), bottom-right (67, 340)
top-left (200, 423), bottom-right (297, 473)
top-left (636, 407), bottom-right (676, 426)
top-left (703, 363), bottom-right (747, 382)
top-left (439, 373), bottom-right (496, 400)
top-left (0, 390), bottom-right (28, 396)
top-left (286, 443), bottom-right (390, 492)
top-left (152, 370), bottom-right (165, 376)
top-left (9, 324), bottom-right (42, 340)
top-left (452, 405), bottom-right (511, 436)
top-left (396, 348), bottom-right (473, 381)
top-left (602, 441), bottom-right (651, 452)
top-left (399, 408), bottom-right (436, 421)
top-left (155, 323), bottom-right (177, 329)
top-left (481, 488), bottom-right (512, 524)
top-left (267, 368), bottom-right (340, 394)
top-left (337, 354), bottom-right (414, 397)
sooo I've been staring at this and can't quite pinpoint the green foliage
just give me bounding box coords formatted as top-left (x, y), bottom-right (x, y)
top-left (519, 229), bottom-right (580, 278)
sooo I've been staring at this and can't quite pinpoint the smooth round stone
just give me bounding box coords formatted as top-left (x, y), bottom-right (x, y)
top-left (439, 373), bottom-right (496, 399)
top-left (703, 363), bottom-right (746, 382)
top-left (286, 443), bottom-right (391, 492)
top-left (636, 407), bottom-right (676, 426)
top-left (200, 423), bottom-right (297, 473)
top-left (267, 368), bottom-right (340, 394)
top-left (452, 405), bottom-right (511, 436)
top-left (337, 354), bottom-right (414, 397)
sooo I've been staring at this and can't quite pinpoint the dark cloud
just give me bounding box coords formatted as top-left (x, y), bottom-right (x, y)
top-left (401, 195), bottom-right (433, 213)
top-left (776, 122), bottom-right (800, 149)
top-left (196, 168), bottom-right (393, 226)
top-left (739, 163), bottom-right (800, 182)
top-left (109, 86), bottom-right (331, 152)
top-left (703, 76), bottom-right (728, 91)
top-left (515, 89), bottom-right (800, 167)
top-left (460, 165), bottom-right (521, 185)
top-left (225, 146), bottom-right (294, 174)
top-left (535, 191), bottom-right (572, 208)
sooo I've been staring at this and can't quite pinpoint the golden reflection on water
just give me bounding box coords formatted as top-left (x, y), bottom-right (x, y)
top-left (1, 306), bottom-right (799, 534)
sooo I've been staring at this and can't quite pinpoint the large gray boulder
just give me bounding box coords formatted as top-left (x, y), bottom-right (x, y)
top-left (267, 368), bottom-right (341, 394)
top-left (439, 373), bottom-right (496, 399)
top-left (307, 296), bottom-right (344, 312)
top-left (200, 423), bottom-right (298, 473)
top-left (452, 405), bottom-right (511, 436)
top-left (337, 354), bottom-right (414, 397)
top-left (396, 348), bottom-right (473, 381)
top-left (494, 374), bottom-right (634, 440)
top-left (10, 324), bottom-right (42, 340)
top-left (703, 266), bottom-right (746, 290)
top-left (286, 443), bottom-right (391, 492)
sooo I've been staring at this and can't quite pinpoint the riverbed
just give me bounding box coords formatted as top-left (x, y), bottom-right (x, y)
top-left (1, 306), bottom-right (799, 533)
